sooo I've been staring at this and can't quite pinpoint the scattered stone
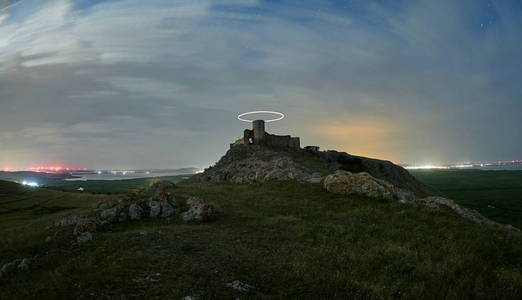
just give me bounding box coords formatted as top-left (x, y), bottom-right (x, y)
top-left (182, 297), bottom-right (196, 300)
top-left (504, 224), bottom-right (521, 232)
top-left (17, 259), bottom-right (31, 271)
top-left (323, 170), bottom-right (396, 200)
top-left (77, 232), bottom-right (94, 242)
top-left (45, 236), bottom-right (53, 243)
top-left (129, 203), bottom-right (143, 220)
top-left (145, 273), bottom-right (161, 283)
top-left (182, 197), bottom-right (214, 222)
top-left (54, 215), bottom-right (84, 227)
top-left (0, 258), bottom-right (32, 278)
top-left (226, 280), bottom-right (256, 293)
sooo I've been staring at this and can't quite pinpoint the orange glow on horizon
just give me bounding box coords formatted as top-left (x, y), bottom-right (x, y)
top-left (313, 121), bottom-right (403, 162)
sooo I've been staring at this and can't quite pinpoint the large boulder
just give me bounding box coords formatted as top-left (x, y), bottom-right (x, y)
top-left (182, 197), bottom-right (214, 222)
top-left (147, 180), bottom-right (176, 194)
top-left (323, 170), bottom-right (396, 200)
top-left (73, 218), bottom-right (98, 242)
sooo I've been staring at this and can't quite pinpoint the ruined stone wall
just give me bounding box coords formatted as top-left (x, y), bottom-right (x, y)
top-left (264, 133), bottom-right (300, 150)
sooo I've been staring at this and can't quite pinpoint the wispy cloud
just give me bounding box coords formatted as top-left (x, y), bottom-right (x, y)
top-left (0, 0), bottom-right (521, 168)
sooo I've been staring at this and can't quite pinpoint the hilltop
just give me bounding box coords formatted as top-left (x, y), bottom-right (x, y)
top-left (189, 144), bottom-right (436, 197)
top-left (0, 126), bottom-right (521, 298)
top-left (1, 178), bottom-right (522, 299)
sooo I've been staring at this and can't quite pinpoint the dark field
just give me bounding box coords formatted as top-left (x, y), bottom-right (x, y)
top-left (1, 179), bottom-right (522, 299)
top-left (411, 170), bottom-right (522, 229)
top-left (42, 175), bottom-right (191, 194)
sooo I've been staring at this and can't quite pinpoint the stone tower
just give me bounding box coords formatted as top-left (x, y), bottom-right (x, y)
top-left (252, 119), bottom-right (265, 144)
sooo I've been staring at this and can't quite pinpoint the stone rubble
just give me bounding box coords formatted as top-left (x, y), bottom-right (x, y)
top-left (0, 258), bottom-right (32, 278)
top-left (226, 280), bottom-right (256, 293)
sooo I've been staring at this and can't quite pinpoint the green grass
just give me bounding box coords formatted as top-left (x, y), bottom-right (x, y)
top-left (42, 175), bottom-right (191, 194)
top-left (1, 180), bottom-right (521, 299)
top-left (411, 170), bottom-right (522, 228)
top-left (0, 180), bottom-right (114, 233)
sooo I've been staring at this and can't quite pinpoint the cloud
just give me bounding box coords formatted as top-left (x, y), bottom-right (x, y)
top-left (0, 0), bottom-right (521, 168)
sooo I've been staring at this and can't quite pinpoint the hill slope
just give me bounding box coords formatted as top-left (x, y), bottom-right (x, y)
top-left (1, 180), bottom-right (521, 299)
top-left (190, 145), bottom-right (437, 196)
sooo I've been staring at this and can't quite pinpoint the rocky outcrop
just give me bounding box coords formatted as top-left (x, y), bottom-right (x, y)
top-left (323, 170), bottom-right (519, 230)
top-left (404, 196), bottom-right (490, 225)
top-left (323, 170), bottom-right (396, 200)
top-left (52, 180), bottom-right (216, 243)
top-left (190, 144), bottom-right (435, 196)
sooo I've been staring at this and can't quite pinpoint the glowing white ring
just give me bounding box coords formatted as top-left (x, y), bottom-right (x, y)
top-left (237, 110), bottom-right (285, 123)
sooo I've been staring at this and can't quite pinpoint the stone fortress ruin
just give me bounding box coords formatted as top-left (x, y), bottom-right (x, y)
top-left (233, 119), bottom-right (301, 151)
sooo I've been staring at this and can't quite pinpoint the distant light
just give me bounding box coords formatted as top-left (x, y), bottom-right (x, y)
top-left (21, 181), bottom-right (39, 187)
top-left (97, 171), bottom-right (102, 175)
top-left (404, 165), bottom-right (449, 170)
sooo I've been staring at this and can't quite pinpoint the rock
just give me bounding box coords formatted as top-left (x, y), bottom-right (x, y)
top-left (396, 188), bottom-right (416, 203)
top-left (323, 170), bottom-right (396, 200)
top-left (414, 196), bottom-right (489, 225)
top-left (117, 211), bottom-right (128, 222)
top-left (73, 218), bottom-right (97, 236)
top-left (154, 190), bottom-right (178, 207)
top-left (148, 180), bottom-right (177, 194)
top-left (77, 232), bottom-right (94, 242)
top-left (148, 200), bottom-right (161, 218)
top-left (160, 201), bottom-right (175, 217)
top-left (191, 146), bottom-right (315, 184)
top-left (182, 297), bottom-right (196, 300)
top-left (226, 280), bottom-right (255, 293)
top-left (0, 258), bottom-right (31, 278)
top-left (100, 207), bottom-right (119, 221)
top-left (504, 224), bottom-right (521, 232)
top-left (182, 197), bottom-right (214, 222)
top-left (45, 236), bottom-right (53, 243)
top-left (129, 203), bottom-right (143, 220)
top-left (17, 259), bottom-right (31, 271)
top-left (54, 215), bottom-right (84, 227)
top-left (0, 259), bottom-right (21, 278)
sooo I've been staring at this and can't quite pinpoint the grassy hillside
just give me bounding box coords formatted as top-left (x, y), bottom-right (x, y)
top-left (0, 180), bottom-right (114, 233)
top-left (43, 175), bottom-right (191, 195)
top-left (1, 180), bottom-right (521, 299)
top-left (411, 170), bottom-right (522, 228)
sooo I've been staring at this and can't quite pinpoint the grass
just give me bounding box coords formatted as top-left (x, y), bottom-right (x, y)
top-left (42, 175), bottom-right (191, 194)
top-left (1, 180), bottom-right (521, 299)
top-left (411, 170), bottom-right (522, 228)
top-left (0, 180), bottom-right (114, 233)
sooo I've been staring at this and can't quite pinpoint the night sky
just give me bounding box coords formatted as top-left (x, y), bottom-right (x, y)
top-left (0, 0), bottom-right (521, 169)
